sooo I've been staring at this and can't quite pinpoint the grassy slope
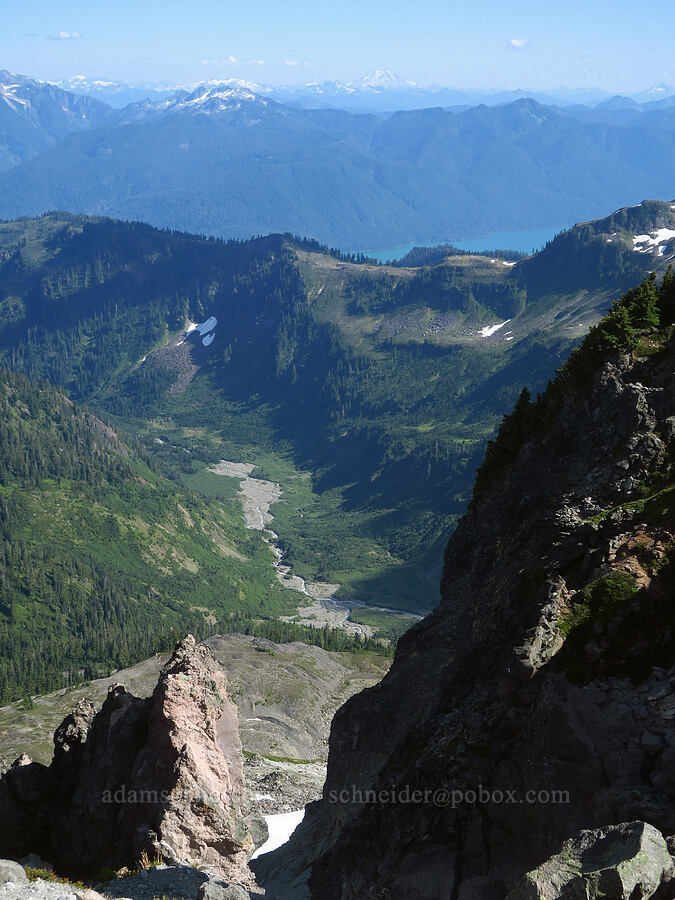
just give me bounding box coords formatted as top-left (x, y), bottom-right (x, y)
top-left (0, 365), bottom-right (298, 702)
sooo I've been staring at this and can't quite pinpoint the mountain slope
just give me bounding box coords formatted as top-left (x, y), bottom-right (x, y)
top-left (0, 70), bottom-right (114, 173)
top-left (0, 204), bottom-right (672, 615)
top-left (2, 88), bottom-right (675, 246)
top-left (0, 363), bottom-right (305, 704)
top-left (255, 275), bottom-right (675, 899)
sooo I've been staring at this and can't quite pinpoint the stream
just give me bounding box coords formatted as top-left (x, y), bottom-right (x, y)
top-left (210, 460), bottom-right (423, 637)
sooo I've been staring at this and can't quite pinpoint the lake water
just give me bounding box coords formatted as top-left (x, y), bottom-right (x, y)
top-left (358, 225), bottom-right (569, 263)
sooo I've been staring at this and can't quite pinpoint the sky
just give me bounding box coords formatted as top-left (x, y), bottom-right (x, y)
top-left (2, 0), bottom-right (674, 92)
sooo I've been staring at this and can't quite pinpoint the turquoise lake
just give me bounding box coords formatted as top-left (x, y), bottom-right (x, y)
top-left (357, 225), bottom-right (569, 263)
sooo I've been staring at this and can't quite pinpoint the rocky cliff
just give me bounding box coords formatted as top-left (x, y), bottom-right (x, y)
top-left (0, 636), bottom-right (254, 884)
top-left (255, 307), bottom-right (675, 896)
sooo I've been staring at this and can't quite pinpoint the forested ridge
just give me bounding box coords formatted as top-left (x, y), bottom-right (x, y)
top-left (474, 268), bottom-right (675, 499)
top-left (0, 363), bottom-right (304, 703)
top-left (1, 208), bottom-right (670, 601)
top-left (0, 206), bottom-right (673, 701)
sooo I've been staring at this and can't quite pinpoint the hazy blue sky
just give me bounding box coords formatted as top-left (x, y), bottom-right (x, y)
top-left (3, 0), bottom-right (674, 91)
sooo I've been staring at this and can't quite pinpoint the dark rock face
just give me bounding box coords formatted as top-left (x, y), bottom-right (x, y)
top-left (0, 636), bottom-right (253, 884)
top-left (255, 339), bottom-right (675, 898)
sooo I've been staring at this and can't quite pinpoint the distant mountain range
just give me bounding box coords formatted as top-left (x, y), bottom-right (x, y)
top-left (2, 69), bottom-right (675, 248)
top-left (53, 69), bottom-right (675, 113)
top-left (54, 73), bottom-right (182, 107)
top-left (0, 69), bottom-right (115, 170)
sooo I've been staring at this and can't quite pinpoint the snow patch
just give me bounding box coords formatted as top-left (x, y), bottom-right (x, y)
top-left (250, 809), bottom-right (305, 859)
top-left (0, 84), bottom-right (29, 108)
top-left (188, 316), bottom-right (217, 335)
top-left (632, 229), bottom-right (675, 253)
top-left (178, 316), bottom-right (218, 346)
top-left (479, 320), bottom-right (511, 338)
top-left (502, 260), bottom-right (517, 267)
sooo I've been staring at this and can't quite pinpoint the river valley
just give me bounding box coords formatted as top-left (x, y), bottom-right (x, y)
top-left (210, 460), bottom-right (423, 638)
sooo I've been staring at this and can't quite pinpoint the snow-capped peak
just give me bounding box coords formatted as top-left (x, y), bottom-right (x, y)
top-left (359, 70), bottom-right (416, 91)
top-left (0, 69), bottom-right (113, 127)
top-left (0, 70), bottom-right (37, 111)
top-left (199, 77), bottom-right (270, 94)
top-left (148, 84), bottom-right (270, 118)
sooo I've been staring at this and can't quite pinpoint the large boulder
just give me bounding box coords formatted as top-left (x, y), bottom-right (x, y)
top-left (0, 859), bottom-right (28, 885)
top-left (198, 880), bottom-right (252, 900)
top-left (506, 821), bottom-right (672, 900)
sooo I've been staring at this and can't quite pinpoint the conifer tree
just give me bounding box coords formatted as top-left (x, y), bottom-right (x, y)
top-left (659, 265), bottom-right (675, 325)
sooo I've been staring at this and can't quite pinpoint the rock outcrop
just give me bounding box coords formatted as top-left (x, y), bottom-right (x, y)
top-left (255, 335), bottom-right (675, 897)
top-left (506, 821), bottom-right (672, 899)
top-left (0, 636), bottom-right (253, 884)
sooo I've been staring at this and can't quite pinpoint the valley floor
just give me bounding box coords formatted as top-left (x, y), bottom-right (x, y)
top-left (209, 459), bottom-right (423, 639)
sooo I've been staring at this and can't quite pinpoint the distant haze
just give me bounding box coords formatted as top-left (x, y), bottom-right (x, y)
top-left (2, 0), bottom-right (673, 94)
top-left (41, 74), bottom-right (675, 113)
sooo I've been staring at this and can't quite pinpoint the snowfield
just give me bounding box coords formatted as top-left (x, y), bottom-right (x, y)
top-left (479, 320), bottom-right (511, 338)
top-left (178, 316), bottom-right (218, 345)
top-left (0, 84), bottom-right (29, 108)
top-left (632, 229), bottom-right (675, 254)
top-left (187, 315), bottom-right (217, 335)
top-left (250, 809), bottom-right (305, 859)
